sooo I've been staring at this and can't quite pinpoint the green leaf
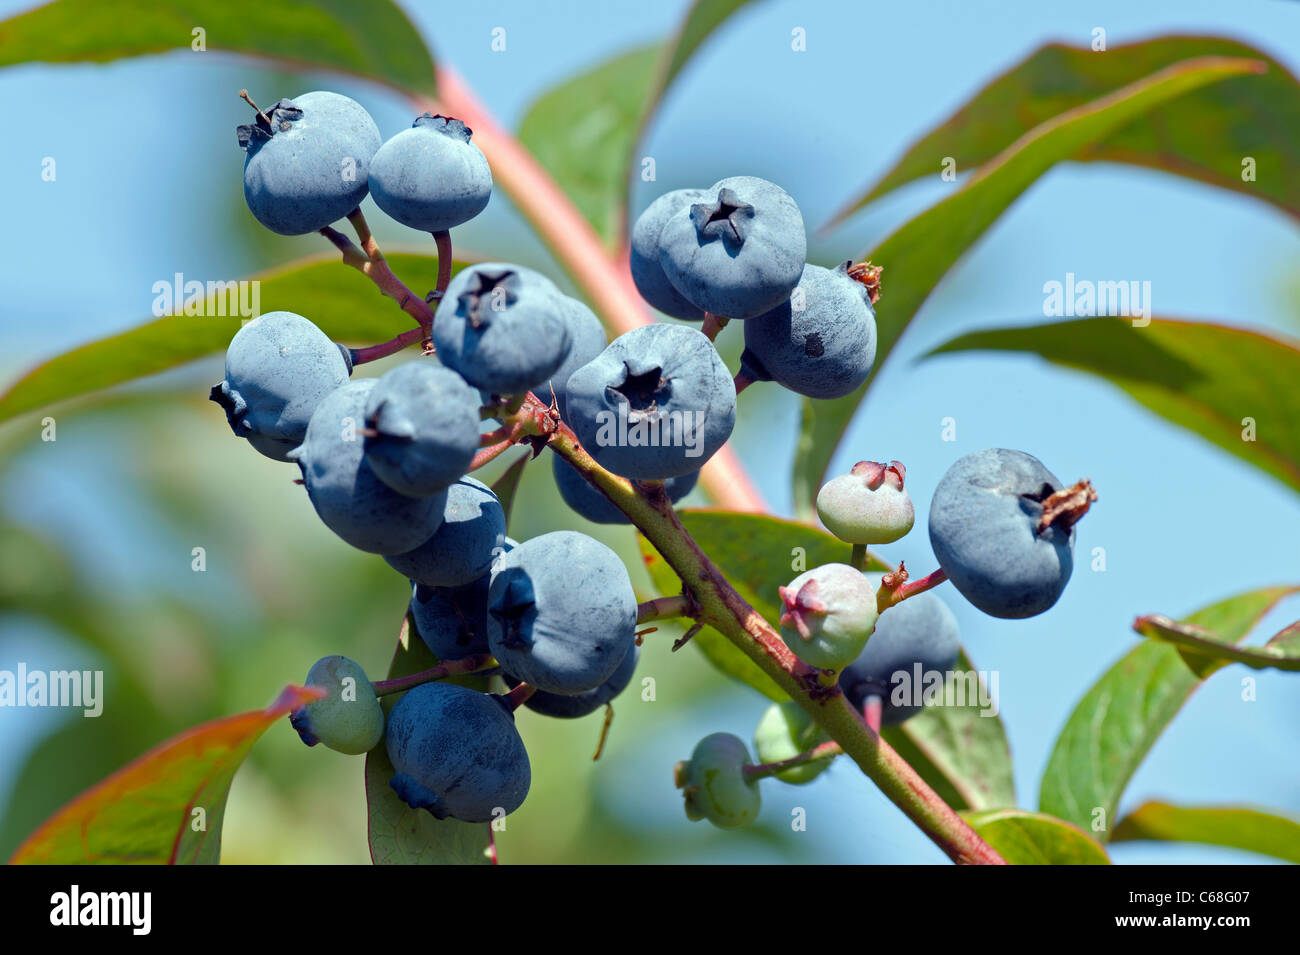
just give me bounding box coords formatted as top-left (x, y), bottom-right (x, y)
top-left (961, 810), bottom-right (1111, 864)
top-left (0, 0), bottom-right (436, 96)
top-left (1112, 802), bottom-right (1300, 864)
top-left (791, 56), bottom-right (1265, 513)
top-left (1134, 613), bottom-right (1300, 672)
top-left (928, 318), bottom-right (1300, 496)
top-left (489, 451), bottom-right (531, 531)
top-left (364, 616), bottom-right (493, 865)
top-left (1039, 586), bottom-right (1299, 841)
top-left (9, 685), bottom-right (320, 864)
top-left (882, 650), bottom-right (1015, 812)
top-left (829, 36), bottom-right (1299, 226)
top-left (0, 253), bottom-right (464, 424)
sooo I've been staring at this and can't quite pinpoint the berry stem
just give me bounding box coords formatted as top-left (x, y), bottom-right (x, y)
top-left (876, 564), bottom-right (949, 613)
top-left (850, 543), bottom-right (868, 572)
top-left (348, 325), bottom-right (427, 365)
top-left (238, 88), bottom-right (271, 125)
top-left (743, 740), bottom-right (843, 782)
top-left (469, 422), bottom-right (526, 471)
top-left (733, 371), bottom-right (755, 395)
top-left (501, 681), bottom-right (536, 712)
top-left (321, 210), bottom-right (437, 330)
top-left (432, 230), bottom-right (454, 298)
top-left (636, 594), bottom-right (696, 624)
top-left (701, 312), bottom-right (730, 341)
top-left (371, 654), bottom-right (497, 696)
top-left (592, 704), bottom-right (615, 761)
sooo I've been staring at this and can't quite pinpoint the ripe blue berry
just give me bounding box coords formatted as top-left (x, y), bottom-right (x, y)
top-left (629, 188), bottom-right (709, 320)
top-left (386, 682), bottom-right (531, 822)
top-left (432, 263), bottom-right (572, 395)
top-left (657, 176), bottom-right (806, 319)
top-left (565, 323), bottom-right (735, 480)
top-left (369, 114), bottom-right (492, 232)
top-left (290, 655), bottom-right (384, 755)
top-left (929, 448), bottom-right (1091, 619)
top-left (362, 360), bottom-right (481, 498)
top-left (778, 563), bottom-right (879, 670)
top-left (675, 733), bottom-right (760, 829)
top-left (487, 531), bottom-right (637, 695)
top-left (291, 380), bottom-right (447, 554)
top-left (237, 91), bottom-right (381, 235)
top-left (385, 477), bottom-right (507, 588)
top-left (740, 262), bottom-right (877, 399)
top-left (816, 460), bottom-right (914, 545)
top-left (752, 701), bottom-right (831, 785)
top-left (506, 644), bottom-right (640, 719)
top-left (408, 539), bottom-right (513, 661)
top-left (551, 455), bottom-right (698, 525)
top-left (210, 311), bottom-right (352, 462)
top-left (838, 573), bottom-right (960, 725)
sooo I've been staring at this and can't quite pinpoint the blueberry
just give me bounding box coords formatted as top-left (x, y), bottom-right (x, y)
top-left (486, 531), bottom-right (637, 695)
top-left (505, 644), bottom-right (640, 719)
top-left (657, 176), bottom-right (806, 319)
top-left (362, 360), bottom-right (481, 498)
top-left (629, 188), bottom-right (709, 320)
top-left (740, 262), bottom-right (877, 399)
top-left (410, 578), bottom-right (491, 661)
top-left (369, 114), bottom-right (492, 232)
top-left (386, 682), bottom-right (531, 822)
top-left (816, 460), bottom-right (914, 545)
top-left (210, 311), bottom-right (352, 462)
top-left (928, 449), bottom-right (1080, 619)
top-left (290, 655), bottom-right (384, 755)
top-left (385, 477), bottom-right (507, 588)
top-left (838, 573), bottom-right (960, 725)
top-left (291, 380), bottom-right (447, 554)
top-left (778, 563), bottom-right (879, 671)
top-left (675, 733), bottom-right (760, 829)
top-left (752, 701), bottom-right (831, 785)
top-left (551, 455), bottom-right (698, 525)
top-left (542, 295), bottom-right (607, 422)
top-left (432, 263), bottom-right (571, 395)
top-left (238, 91), bottom-right (381, 235)
top-left (565, 323), bottom-right (735, 479)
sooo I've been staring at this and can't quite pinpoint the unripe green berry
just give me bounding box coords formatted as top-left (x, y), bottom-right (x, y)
top-left (676, 733), bottom-right (760, 829)
top-left (290, 655), bottom-right (384, 755)
top-left (753, 701), bottom-right (831, 785)
top-left (778, 563), bottom-right (879, 670)
top-left (817, 460), bottom-right (914, 545)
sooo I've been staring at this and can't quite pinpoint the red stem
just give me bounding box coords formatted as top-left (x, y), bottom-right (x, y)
top-left (349, 326), bottom-right (427, 365)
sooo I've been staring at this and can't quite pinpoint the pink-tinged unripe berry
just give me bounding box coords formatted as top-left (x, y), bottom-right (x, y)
top-left (777, 563), bottom-right (879, 670)
top-left (816, 459), bottom-right (915, 545)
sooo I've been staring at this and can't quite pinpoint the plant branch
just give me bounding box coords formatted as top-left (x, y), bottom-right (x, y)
top-left (349, 325), bottom-right (428, 365)
top-left (637, 594), bottom-right (697, 624)
top-left (743, 740), bottom-right (843, 781)
top-left (318, 210), bottom-right (436, 330)
top-left (371, 654), bottom-right (496, 696)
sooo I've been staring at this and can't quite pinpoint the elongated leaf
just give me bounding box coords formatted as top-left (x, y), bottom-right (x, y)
top-left (829, 36), bottom-right (1299, 226)
top-left (0, 253), bottom-right (463, 424)
top-left (365, 616), bottom-right (492, 865)
top-left (1112, 801), bottom-right (1300, 864)
top-left (791, 56), bottom-right (1264, 512)
top-left (928, 318), bottom-right (1300, 496)
top-left (9, 685), bottom-right (321, 864)
top-left (490, 451), bottom-right (531, 530)
top-left (0, 0), bottom-right (436, 96)
top-left (882, 650), bottom-right (1015, 812)
top-left (1135, 614), bottom-right (1300, 672)
top-left (638, 509), bottom-right (885, 701)
top-left (961, 810), bottom-right (1111, 864)
top-left (1039, 586), bottom-right (1298, 840)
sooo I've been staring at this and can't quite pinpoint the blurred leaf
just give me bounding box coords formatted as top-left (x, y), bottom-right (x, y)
top-left (928, 318), bottom-right (1300, 496)
top-left (1039, 586), bottom-right (1298, 840)
top-left (518, 45), bottom-right (662, 244)
top-left (829, 36), bottom-right (1299, 227)
top-left (0, 254), bottom-right (465, 424)
top-left (364, 616), bottom-right (492, 865)
top-left (882, 650), bottom-right (1015, 812)
top-left (791, 56), bottom-right (1265, 512)
top-left (1112, 801), bottom-right (1300, 864)
top-left (9, 685), bottom-right (320, 864)
top-left (961, 810), bottom-right (1111, 864)
top-left (1134, 613), bottom-right (1300, 672)
top-left (639, 510), bottom-right (885, 701)
top-left (490, 451), bottom-right (531, 531)
top-left (0, 0), bottom-right (436, 96)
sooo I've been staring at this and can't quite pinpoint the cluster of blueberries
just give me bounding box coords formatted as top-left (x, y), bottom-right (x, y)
top-left (216, 88), bottom-right (1094, 833)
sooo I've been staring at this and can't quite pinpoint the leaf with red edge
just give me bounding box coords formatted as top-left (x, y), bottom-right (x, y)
top-left (9, 685), bottom-right (322, 864)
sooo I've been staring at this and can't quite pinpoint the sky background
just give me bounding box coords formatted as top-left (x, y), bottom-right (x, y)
top-left (0, 0), bottom-right (1298, 864)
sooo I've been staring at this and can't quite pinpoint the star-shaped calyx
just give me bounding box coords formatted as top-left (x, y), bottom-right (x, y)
top-left (851, 460), bottom-right (906, 491)
top-left (235, 90), bottom-right (303, 151)
top-left (689, 187), bottom-right (755, 249)
top-left (778, 578), bottom-right (828, 641)
top-left (456, 269), bottom-right (519, 328)
top-left (608, 363), bottom-right (671, 420)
